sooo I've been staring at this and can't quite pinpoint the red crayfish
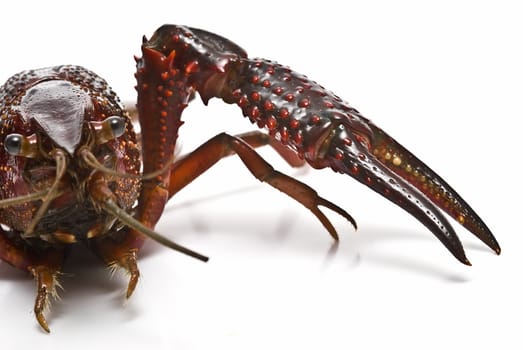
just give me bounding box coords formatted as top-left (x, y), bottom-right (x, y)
top-left (0, 24), bottom-right (500, 332)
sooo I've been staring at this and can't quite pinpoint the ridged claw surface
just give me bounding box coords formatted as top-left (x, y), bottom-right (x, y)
top-left (144, 25), bottom-right (499, 263)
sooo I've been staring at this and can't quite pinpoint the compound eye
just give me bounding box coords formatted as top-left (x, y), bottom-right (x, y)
top-left (89, 115), bottom-right (127, 145)
top-left (4, 133), bottom-right (38, 157)
top-left (4, 133), bottom-right (23, 155)
top-left (106, 116), bottom-right (126, 139)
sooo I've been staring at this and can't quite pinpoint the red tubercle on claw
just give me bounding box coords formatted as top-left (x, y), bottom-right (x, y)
top-left (293, 130), bottom-right (303, 145)
top-left (266, 115), bottom-right (278, 130)
top-left (273, 87), bottom-right (284, 96)
top-left (249, 106), bottom-right (261, 119)
top-left (279, 108), bottom-right (289, 119)
top-left (185, 60), bottom-right (200, 74)
top-left (262, 80), bottom-right (271, 88)
top-left (334, 150), bottom-right (344, 160)
top-left (324, 101), bottom-right (334, 108)
top-left (284, 93), bottom-right (295, 102)
top-left (263, 100), bottom-right (274, 111)
top-left (232, 89), bottom-right (242, 99)
top-left (343, 138), bottom-right (352, 146)
top-left (251, 91), bottom-right (261, 102)
top-left (251, 75), bottom-right (260, 84)
top-left (310, 114), bottom-right (320, 124)
top-left (238, 96), bottom-right (249, 107)
top-left (280, 127), bottom-right (289, 142)
top-left (289, 119), bottom-right (300, 129)
top-left (298, 98), bottom-right (310, 108)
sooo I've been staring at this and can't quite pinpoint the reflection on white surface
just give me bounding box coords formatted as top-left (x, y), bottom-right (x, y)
top-left (0, 1), bottom-right (521, 349)
top-left (0, 175), bottom-right (513, 349)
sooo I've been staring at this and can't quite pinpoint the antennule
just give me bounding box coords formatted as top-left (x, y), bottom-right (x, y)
top-left (25, 149), bottom-right (68, 236)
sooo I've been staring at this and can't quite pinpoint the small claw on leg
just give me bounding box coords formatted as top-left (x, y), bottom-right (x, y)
top-left (266, 170), bottom-right (357, 241)
top-left (91, 229), bottom-right (146, 300)
top-left (31, 265), bottom-right (60, 333)
top-left (316, 197), bottom-right (358, 239)
top-left (167, 132), bottom-right (356, 243)
top-left (121, 250), bottom-right (140, 299)
top-left (108, 249), bottom-right (140, 299)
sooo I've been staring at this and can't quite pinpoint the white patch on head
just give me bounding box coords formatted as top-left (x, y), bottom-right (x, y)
top-left (20, 80), bottom-right (92, 154)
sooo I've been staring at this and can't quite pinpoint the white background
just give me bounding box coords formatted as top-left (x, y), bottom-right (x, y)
top-left (0, 1), bottom-right (520, 349)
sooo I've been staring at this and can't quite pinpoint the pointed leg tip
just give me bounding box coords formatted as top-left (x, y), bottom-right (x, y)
top-left (491, 243), bottom-right (501, 255)
top-left (328, 230), bottom-right (340, 241)
top-left (453, 249), bottom-right (471, 266)
top-left (37, 314), bottom-right (51, 333)
top-left (349, 218), bottom-right (358, 231)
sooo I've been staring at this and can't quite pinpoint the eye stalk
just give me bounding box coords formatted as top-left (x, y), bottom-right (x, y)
top-left (4, 133), bottom-right (39, 157)
top-left (89, 115), bottom-right (127, 145)
top-left (107, 116), bottom-right (126, 138)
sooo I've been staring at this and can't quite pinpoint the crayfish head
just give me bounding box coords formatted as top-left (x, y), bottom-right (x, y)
top-left (0, 65), bottom-right (141, 245)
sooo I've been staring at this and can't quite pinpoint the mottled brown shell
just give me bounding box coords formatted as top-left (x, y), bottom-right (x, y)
top-left (0, 65), bottom-right (141, 243)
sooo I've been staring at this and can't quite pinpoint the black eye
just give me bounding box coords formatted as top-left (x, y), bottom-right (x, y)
top-left (4, 133), bottom-right (23, 155)
top-left (88, 116), bottom-right (128, 145)
top-left (106, 116), bottom-right (126, 138)
top-left (3, 133), bottom-right (39, 158)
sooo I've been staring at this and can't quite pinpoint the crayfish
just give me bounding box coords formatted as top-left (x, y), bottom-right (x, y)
top-left (0, 24), bottom-right (499, 332)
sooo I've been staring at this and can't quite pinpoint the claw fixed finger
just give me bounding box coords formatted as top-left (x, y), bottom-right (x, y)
top-left (331, 124), bottom-right (470, 265)
top-left (368, 124), bottom-right (499, 254)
